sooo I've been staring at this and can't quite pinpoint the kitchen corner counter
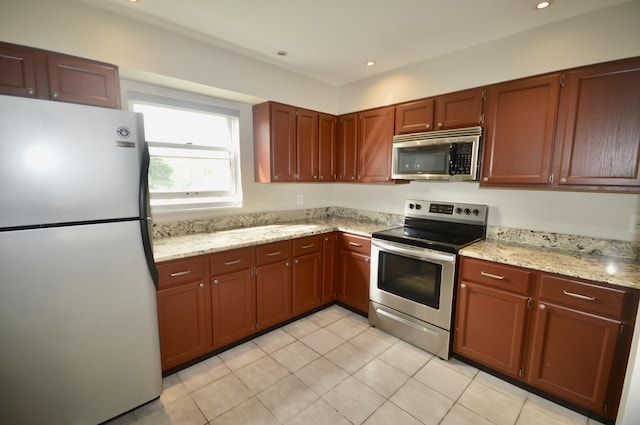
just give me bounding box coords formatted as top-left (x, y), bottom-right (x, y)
top-left (153, 218), bottom-right (393, 263)
top-left (460, 239), bottom-right (640, 290)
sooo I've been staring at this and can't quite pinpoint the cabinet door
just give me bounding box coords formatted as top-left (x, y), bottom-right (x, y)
top-left (527, 302), bottom-right (621, 415)
top-left (453, 281), bottom-right (529, 379)
top-left (321, 233), bottom-right (339, 304)
top-left (337, 113), bottom-right (358, 182)
top-left (481, 74), bottom-right (561, 186)
top-left (395, 98), bottom-right (434, 134)
top-left (318, 113), bottom-right (337, 181)
top-left (357, 106), bottom-right (395, 182)
top-left (296, 108), bottom-right (319, 181)
top-left (556, 58), bottom-right (640, 189)
top-left (434, 88), bottom-right (484, 130)
top-left (156, 281), bottom-right (211, 370)
top-left (256, 260), bottom-right (291, 330)
top-left (338, 250), bottom-right (370, 313)
top-left (271, 103), bottom-right (297, 182)
top-left (292, 252), bottom-right (322, 316)
top-left (211, 270), bottom-right (255, 348)
top-left (0, 42), bottom-right (39, 98)
top-left (46, 53), bottom-right (120, 108)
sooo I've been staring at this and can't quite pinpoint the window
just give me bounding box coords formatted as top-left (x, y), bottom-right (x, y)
top-left (128, 91), bottom-right (242, 213)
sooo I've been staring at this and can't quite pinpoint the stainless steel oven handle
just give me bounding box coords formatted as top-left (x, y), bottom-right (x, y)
top-left (372, 239), bottom-right (456, 264)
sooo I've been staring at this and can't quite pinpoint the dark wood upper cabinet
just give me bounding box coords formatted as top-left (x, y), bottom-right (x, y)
top-left (253, 101), bottom-right (330, 183)
top-left (0, 41), bottom-right (120, 109)
top-left (318, 113), bottom-right (337, 181)
top-left (357, 106), bottom-right (396, 182)
top-left (434, 88), bottom-right (484, 130)
top-left (296, 107), bottom-right (320, 181)
top-left (555, 57), bottom-right (640, 190)
top-left (337, 113), bottom-right (358, 182)
top-left (394, 88), bottom-right (484, 135)
top-left (481, 74), bottom-right (562, 186)
top-left (395, 98), bottom-right (434, 134)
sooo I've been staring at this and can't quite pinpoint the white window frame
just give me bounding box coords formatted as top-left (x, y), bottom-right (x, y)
top-left (127, 89), bottom-right (243, 214)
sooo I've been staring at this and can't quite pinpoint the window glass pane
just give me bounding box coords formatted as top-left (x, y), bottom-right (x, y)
top-left (132, 103), bottom-right (231, 148)
top-left (149, 156), bottom-right (231, 193)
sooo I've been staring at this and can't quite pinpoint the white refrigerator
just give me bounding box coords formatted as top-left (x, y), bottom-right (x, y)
top-left (0, 95), bottom-right (162, 424)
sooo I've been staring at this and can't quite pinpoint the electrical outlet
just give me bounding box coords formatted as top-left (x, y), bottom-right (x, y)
top-left (630, 215), bottom-right (640, 234)
top-left (297, 194), bottom-right (304, 205)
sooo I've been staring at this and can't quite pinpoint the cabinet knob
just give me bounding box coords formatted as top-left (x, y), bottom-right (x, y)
top-left (213, 279), bottom-right (219, 285)
top-left (438, 122), bottom-right (443, 128)
top-left (539, 304), bottom-right (547, 311)
top-left (365, 258), bottom-right (370, 263)
top-left (426, 123), bottom-right (431, 129)
top-left (482, 177), bottom-right (489, 182)
top-left (461, 283), bottom-right (467, 288)
top-left (313, 175), bottom-right (318, 179)
top-left (560, 177), bottom-right (567, 183)
top-left (294, 259), bottom-right (299, 264)
top-left (26, 88), bottom-right (35, 96)
top-left (351, 176), bottom-right (356, 180)
top-left (319, 176), bottom-right (324, 180)
top-left (52, 91), bottom-right (59, 99)
top-left (200, 282), bottom-right (205, 288)
top-left (286, 262), bottom-right (290, 267)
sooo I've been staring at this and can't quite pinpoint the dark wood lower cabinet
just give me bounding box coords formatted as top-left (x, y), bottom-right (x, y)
top-left (211, 270), bottom-right (255, 348)
top-left (338, 250), bottom-right (370, 313)
top-left (527, 302), bottom-right (621, 414)
top-left (454, 281), bottom-right (528, 379)
top-left (292, 252), bottom-right (322, 316)
top-left (256, 260), bottom-right (292, 330)
top-left (454, 257), bottom-right (639, 420)
top-left (156, 280), bottom-right (211, 371)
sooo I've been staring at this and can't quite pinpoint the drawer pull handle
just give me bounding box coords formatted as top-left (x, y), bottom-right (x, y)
top-left (169, 270), bottom-right (192, 277)
top-left (563, 290), bottom-right (597, 301)
top-left (224, 259), bottom-right (242, 266)
top-left (480, 271), bottom-right (505, 280)
top-left (348, 242), bottom-right (362, 247)
top-left (301, 244), bottom-right (315, 249)
top-left (266, 251), bottom-right (282, 257)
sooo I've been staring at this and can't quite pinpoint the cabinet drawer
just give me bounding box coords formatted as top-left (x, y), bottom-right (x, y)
top-left (460, 257), bottom-right (532, 295)
top-left (293, 235), bottom-right (322, 256)
top-left (211, 247), bottom-right (252, 276)
top-left (256, 240), bottom-right (291, 265)
top-left (537, 273), bottom-right (627, 318)
top-left (340, 233), bottom-right (371, 254)
top-left (157, 256), bottom-right (206, 289)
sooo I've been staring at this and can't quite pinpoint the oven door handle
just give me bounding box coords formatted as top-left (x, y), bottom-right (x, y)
top-left (372, 239), bottom-right (456, 264)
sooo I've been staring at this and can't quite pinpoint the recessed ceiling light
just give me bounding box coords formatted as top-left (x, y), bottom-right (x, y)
top-left (365, 61), bottom-right (376, 67)
top-left (536, 1), bottom-right (551, 9)
top-left (277, 51), bottom-right (288, 57)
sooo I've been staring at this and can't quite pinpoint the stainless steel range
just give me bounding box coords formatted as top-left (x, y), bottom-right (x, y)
top-left (369, 199), bottom-right (488, 359)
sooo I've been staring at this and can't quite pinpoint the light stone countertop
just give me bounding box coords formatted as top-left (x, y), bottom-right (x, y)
top-left (460, 239), bottom-right (640, 291)
top-left (153, 217), bottom-right (394, 263)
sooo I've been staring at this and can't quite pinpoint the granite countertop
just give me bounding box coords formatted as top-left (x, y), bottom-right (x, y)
top-left (460, 239), bottom-right (640, 291)
top-left (153, 217), bottom-right (394, 263)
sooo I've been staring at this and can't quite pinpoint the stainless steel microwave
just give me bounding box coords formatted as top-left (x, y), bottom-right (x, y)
top-left (391, 126), bottom-right (482, 181)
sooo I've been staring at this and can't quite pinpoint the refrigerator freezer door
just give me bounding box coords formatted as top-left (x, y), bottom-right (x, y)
top-left (0, 221), bottom-right (162, 425)
top-left (0, 95), bottom-right (146, 228)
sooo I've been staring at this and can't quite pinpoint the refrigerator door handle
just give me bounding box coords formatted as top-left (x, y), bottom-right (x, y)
top-left (139, 139), bottom-right (159, 288)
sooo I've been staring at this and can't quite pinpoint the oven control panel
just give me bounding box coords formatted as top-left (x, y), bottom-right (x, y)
top-left (405, 199), bottom-right (488, 224)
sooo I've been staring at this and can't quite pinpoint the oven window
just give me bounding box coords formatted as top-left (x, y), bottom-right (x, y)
top-left (377, 251), bottom-right (441, 309)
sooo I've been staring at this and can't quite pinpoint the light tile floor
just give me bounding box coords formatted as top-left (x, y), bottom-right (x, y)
top-left (105, 305), bottom-right (606, 425)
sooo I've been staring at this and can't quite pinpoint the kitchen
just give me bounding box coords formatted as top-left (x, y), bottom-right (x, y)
top-left (1, 0), bottom-right (639, 424)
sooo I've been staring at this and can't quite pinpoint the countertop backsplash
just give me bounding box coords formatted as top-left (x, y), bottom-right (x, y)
top-left (153, 208), bottom-right (638, 262)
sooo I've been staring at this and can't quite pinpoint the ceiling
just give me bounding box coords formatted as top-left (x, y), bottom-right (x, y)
top-left (76, 0), bottom-right (632, 86)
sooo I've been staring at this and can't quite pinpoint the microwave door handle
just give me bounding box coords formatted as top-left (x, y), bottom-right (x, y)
top-left (448, 144), bottom-right (457, 175)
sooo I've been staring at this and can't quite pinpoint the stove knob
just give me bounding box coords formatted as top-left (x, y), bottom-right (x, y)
top-left (464, 208), bottom-right (471, 215)
top-left (408, 203), bottom-right (415, 209)
top-left (415, 204), bottom-right (422, 210)
top-left (455, 207), bottom-right (463, 214)
top-left (473, 209), bottom-right (480, 216)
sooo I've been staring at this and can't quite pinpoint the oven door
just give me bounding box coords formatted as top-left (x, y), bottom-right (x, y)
top-left (369, 238), bottom-right (456, 331)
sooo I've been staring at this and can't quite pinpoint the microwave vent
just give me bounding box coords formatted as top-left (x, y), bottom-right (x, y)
top-left (393, 126), bottom-right (482, 143)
